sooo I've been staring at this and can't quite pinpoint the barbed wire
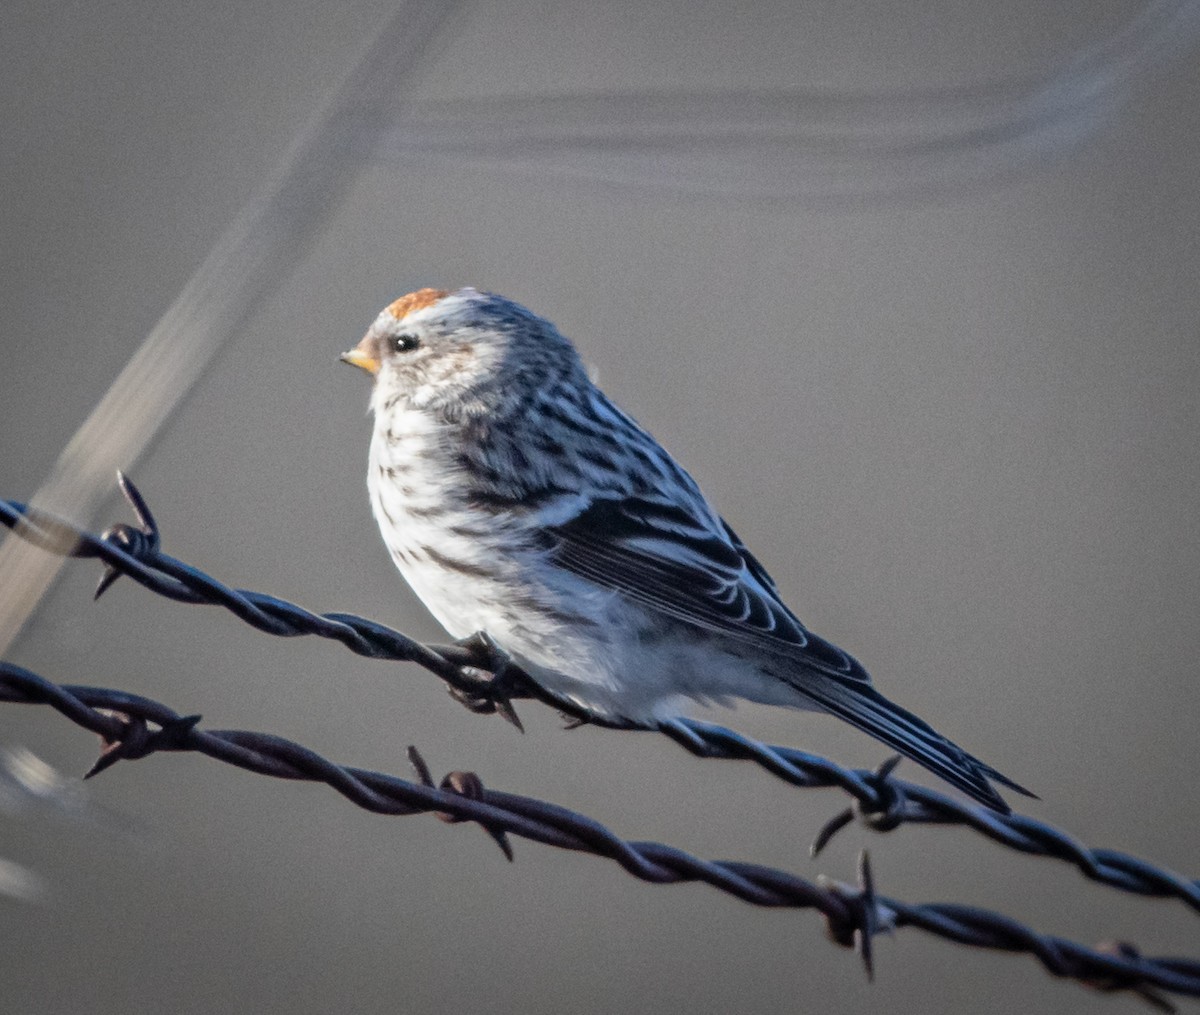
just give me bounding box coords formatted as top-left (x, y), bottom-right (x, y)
top-left (1, 662), bottom-right (1197, 1010)
top-left (1, 476), bottom-right (1197, 920)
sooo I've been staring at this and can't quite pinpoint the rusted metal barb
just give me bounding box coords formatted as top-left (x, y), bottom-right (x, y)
top-left (2, 662), bottom-right (1199, 1008)
top-left (2, 478), bottom-right (1198, 919)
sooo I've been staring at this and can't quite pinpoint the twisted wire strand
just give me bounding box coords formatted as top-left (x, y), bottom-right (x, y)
top-left (1, 478), bottom-right (1197, 919)
top-left (1, 663), bottom-right (1198, 1009)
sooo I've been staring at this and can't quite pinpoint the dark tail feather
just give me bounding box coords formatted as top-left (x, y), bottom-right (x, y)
top-left (796, 680), bottom-right (1035, 813)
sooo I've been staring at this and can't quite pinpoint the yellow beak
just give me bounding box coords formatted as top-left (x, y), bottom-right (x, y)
top-left (339, 335), bottom-right (380, 376)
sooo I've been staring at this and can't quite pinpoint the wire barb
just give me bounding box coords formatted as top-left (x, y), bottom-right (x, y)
top-left (811, 755), bottom-right (908, 856)
top-left (1, 662), bottom-right (1198, 1007)
top-left (1, 478), bottom-right (1199, 917)
top-left (408, 745), bottom-right (515, 860)
top-left (1086, 942), bottom-right (1177, 1013)
top-left (94, 470), bottom-right (161, 600)
top-left (821, 851), bottom-right (884, 981)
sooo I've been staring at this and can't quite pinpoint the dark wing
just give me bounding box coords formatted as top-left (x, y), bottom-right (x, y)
top-left (548, 495), bottom-right (1033, 810)
top-left (546, 495), bottom-right (870, 684)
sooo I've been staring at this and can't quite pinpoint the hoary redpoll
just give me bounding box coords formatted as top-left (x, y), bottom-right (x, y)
top-left (341, 287), bottom-right (1030, 812)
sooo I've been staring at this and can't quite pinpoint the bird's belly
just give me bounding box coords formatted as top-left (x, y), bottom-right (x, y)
top-left (367, 439), bottom-right (812, 723)
top-left (373, 516), bottom-right (507, 640)
top-left (370, 498), bottom-right (641, 712)
top-left (377, 516), bottom-right (816, 723)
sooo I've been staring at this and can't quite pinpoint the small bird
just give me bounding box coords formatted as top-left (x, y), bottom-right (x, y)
top-left (341, 287), bottom-right (1030, 812)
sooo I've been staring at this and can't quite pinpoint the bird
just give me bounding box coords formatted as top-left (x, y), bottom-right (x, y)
top-left (340, 286), bottom-right (1031, 813)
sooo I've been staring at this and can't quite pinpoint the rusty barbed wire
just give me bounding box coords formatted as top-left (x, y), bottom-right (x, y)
top-left (1, 662), bottom-right (1197, 1009)
top-left (1, 476), bottom-right (1198, 920)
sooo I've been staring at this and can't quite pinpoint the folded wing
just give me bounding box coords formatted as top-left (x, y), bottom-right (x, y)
top-left (546, 495), bottom-right (871, 686)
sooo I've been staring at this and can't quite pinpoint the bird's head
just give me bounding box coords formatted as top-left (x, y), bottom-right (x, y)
top-left (341, 287), bottom-right (585, 419)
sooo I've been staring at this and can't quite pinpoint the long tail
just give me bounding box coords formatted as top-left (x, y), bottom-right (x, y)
top-left (795, 679), bottom-right (1034, 813)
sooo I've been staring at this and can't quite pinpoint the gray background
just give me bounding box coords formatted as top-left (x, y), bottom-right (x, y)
top-left (2, 2), bottom-right (1198, 1013)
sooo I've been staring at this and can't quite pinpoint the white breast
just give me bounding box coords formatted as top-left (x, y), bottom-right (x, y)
top-left (364, 404), bottom-right (802, 723)
top-left (368, 407), bottom-right (482, 636)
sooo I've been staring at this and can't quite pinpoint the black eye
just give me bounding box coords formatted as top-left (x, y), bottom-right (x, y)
top-left (389, 333), bottom-right (420, 353)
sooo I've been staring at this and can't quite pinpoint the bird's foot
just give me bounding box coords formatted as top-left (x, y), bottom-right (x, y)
top-left (447, 631), bottom-right (531, 732)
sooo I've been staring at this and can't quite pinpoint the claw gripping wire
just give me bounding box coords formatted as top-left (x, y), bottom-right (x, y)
top-left (2, 477), bottom-right (1200, 922)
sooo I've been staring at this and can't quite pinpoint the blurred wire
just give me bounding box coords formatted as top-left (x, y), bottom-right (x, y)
top-left (374, 0), bottom-right (1200, 198)
top-left (6, 0), bottom-right (1194, 673)
top-left (0, 0), bottom-right (462, 662)
top-left (0, 743), bottom-right (142, 839)
top-left (1, 662), bottom-right (1197, 1009)
top-left (1, 476), bottom-right (1197, 919)
top-left (0, 745), bottom-right (93, 821)
top-left (0, 855), bottom-right (45, 904)
top-left (0, 740), bottom-right (145, 906)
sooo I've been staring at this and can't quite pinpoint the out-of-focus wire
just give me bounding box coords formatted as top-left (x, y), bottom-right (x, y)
top-left (4, 0), bottom-right (1194, 664)
top-left (373, 0), bottom-right (1200, 198)
top-left (0, 0), bottom-right (462, 661)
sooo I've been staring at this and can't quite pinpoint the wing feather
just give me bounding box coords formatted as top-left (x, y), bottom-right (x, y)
top-left (547, 496), bottom-right (870, 684)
